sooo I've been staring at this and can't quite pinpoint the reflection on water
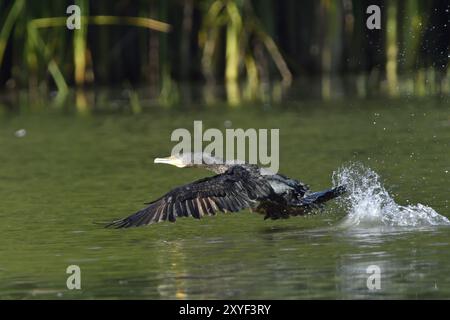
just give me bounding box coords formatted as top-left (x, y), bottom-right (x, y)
top-left (156, 240), bottom-right (190, 299)
top-left (0, 94), bottom-right (449, 299)
top-left (335, 226), bottom-right (450, 299)
top-left (1, 73), bottom-right (448, 114)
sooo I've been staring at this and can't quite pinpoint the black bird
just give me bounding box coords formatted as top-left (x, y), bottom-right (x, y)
top-left (106, 153), bottom-right (346, 228)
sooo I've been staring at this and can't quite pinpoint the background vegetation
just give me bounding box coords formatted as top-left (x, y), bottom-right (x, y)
top-left (0, 0), bottom-right (449, 108)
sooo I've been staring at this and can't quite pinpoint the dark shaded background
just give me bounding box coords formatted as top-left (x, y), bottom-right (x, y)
top-left (0, 0), bottom-right (449, 103)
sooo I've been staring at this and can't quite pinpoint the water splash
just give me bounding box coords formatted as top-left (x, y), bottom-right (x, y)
top-left (332, 163), bottom-right (450, 228)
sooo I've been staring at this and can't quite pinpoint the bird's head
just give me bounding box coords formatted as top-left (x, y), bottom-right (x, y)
top-left (154, 152), bottom-right (223, 168)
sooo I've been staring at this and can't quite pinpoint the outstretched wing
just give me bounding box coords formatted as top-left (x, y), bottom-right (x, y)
top-left (106, 166), bottom-right (273, 228)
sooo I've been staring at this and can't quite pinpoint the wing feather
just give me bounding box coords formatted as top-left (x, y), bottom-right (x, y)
top-left (106, 165), bottom-right (273, 228)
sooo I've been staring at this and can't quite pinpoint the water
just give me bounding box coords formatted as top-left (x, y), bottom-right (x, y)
top-left (333, 163), bottom-right (450, 228)
top-left (0, 96), bottom-right (449, 299)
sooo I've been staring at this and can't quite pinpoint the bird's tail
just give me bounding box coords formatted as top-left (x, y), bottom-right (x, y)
top-left (289, 185), bottom-right (346, 211)
top-left (302, 185), bottom-right (346, 206)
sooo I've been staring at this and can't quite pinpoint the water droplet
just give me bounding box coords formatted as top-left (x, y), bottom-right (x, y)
top-left (224, 120), bottom-right (232, 128)
top-left (14, 129), bottom-right (27, 138)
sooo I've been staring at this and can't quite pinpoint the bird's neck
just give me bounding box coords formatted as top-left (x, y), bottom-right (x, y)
top-left (199, 164), bottom-right (231, 174)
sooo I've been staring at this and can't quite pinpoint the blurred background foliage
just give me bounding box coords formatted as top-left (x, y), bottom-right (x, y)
top-left (0, 0), bottom-right (449, 109)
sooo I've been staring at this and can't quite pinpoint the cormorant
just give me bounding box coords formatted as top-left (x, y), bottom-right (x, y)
top-left (106, 153), bottom-right (346, 228)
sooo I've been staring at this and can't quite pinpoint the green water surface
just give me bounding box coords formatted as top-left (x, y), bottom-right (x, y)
top-left (0, 98), bottom-right (449, 299)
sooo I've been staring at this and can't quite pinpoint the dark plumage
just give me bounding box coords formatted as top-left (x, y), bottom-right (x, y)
top-left (106, 153), bottom-right (346, 228)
